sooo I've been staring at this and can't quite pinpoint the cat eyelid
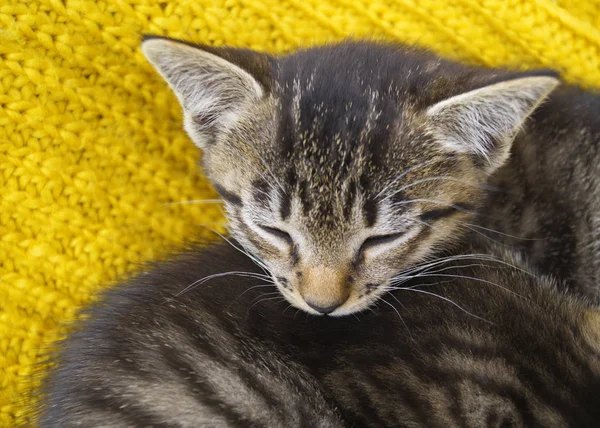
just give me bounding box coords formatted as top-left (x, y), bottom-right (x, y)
top-left (257, 224), bottom-right (294, 245)
top-left (359, 232), bottom-right (406, 254)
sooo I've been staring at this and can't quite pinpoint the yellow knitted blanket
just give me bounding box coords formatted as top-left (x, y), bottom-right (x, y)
top-left (1, 0), bottom-right (600, 425)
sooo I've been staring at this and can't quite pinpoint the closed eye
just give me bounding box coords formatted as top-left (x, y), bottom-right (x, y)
top-left (258, 225), bottom-right (293, 245)
top-left (419, 203), bottom-right (473, 223)
top-left (359, 232), bottom-right (406, 254)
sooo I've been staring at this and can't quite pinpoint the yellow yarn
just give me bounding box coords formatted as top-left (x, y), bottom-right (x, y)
top-left (1, 0), bottom-right (600, 425)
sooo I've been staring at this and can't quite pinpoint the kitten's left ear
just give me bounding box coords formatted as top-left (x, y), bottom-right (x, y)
top-left (141, 36), bottom-right (273, 148)
top-left (426, 75), bottom-right (560, 173)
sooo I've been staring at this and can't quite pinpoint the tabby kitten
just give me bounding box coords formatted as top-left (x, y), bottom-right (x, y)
top-left (39, 239), bottom-right (600, 427)
top-left (141, 37), bottom-right (600, 315)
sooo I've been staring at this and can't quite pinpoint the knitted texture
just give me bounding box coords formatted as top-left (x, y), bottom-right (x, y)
top-left (1, 0), bottom-right (600, 425)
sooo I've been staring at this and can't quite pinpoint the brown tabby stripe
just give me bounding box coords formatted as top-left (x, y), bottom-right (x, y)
top-left (279, 190), bottom-right (291, 220)
top-left (345, 357), bottom-right (439, 427)
top-left (213, 183), bottom-right (242, 206)
top-left (252, 179), bottom-right (272, 207)
top-left (160, 346), bottom-right (256, 428)
top-left (86, 394), bottom-right (172, 428)
top-left (431, 335), bottom-right (596, 426)
top-left (346, 380), bottom-right (396, 427)
top-left (343, 180), bottom-right (357, 220)
top-left (168, 312), bottom-right (288, 417)
top-left (359, 174), bottom-right (378, 227)
top-left (409, 331), bottom-right (590, 426)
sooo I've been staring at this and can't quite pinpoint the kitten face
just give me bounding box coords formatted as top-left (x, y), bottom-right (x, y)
top-left (214, 102), bottom-right (485, 316)
top-left (142, 38), bottom-right (558, 315)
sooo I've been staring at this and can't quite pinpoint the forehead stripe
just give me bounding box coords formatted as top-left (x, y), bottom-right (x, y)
top-left (280, 192), bottom-right (291, 220)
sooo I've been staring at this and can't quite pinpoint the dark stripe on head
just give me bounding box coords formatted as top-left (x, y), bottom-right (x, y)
top-left (388, 190), bottom-right (406, 206)
top-left (363, 198), bottom-right (378, 227)
top-left (290, 244), bottom-right (300, 266)
top-left (213, 184), bottom-right (242, 206)
top-left (298, 179), bottom-right (312, 215)
top-left (360, 174), bottom-right (378, 227)
top-left (279, 191), bottom-right (291, 220)
top-left (252, 179), bottom-right (272, 208)
top-left (343, 180), bottom-right (357, 220)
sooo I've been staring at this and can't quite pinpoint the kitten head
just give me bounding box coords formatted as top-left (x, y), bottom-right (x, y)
top-left (142, 38), bottom-right (558, 316)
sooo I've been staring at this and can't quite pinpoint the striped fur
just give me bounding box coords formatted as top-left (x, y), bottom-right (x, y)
top-left (39, 240), bottom-right (600, 427)
top-left (142, 38), bottom-right (600, 314)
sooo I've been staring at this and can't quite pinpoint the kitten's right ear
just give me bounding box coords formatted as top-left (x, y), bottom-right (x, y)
top-left (426, 75), bottom-right (559, 174)
top-left (141, 36), bottom-right (273, 147)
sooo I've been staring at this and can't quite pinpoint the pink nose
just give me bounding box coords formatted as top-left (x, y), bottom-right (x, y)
top-left (300, 265), bottom-right (349, 314)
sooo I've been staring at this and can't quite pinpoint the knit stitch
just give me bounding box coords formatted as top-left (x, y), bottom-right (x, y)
top-left (1, 0), bottom-right (600, 425)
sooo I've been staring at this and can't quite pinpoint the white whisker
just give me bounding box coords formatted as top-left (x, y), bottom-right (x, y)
top-left (407, 273), bottom-right (527, 300)
top-left (164, 199), bottom-right (223, 206)
top-left (174, 271), bottom-right (271, 299)
top-left (382, 175), bottom-right (495, 202)
top-left (393, 287), bottom-right (495, 324)
top-left (381, 291), bottom-right (413, 340)
top-left (234, 284), bottom-right (278, 301)
top-left (375, 160), bottom-right (436, 200)
top-left (459, 222), bottom-right (546, 241)
top-left (246, 295), bottom-right (287, 314)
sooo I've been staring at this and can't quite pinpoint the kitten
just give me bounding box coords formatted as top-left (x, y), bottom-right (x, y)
top-left (141, 38), bottom-right (600, 315)
top-left (38, 239), bottom-right (600, 427)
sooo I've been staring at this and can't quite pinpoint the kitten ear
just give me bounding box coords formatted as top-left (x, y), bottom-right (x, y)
top-left (426, 75), bottom-right (560, 173)
top-left (141, 36), bottom-right (272, 147)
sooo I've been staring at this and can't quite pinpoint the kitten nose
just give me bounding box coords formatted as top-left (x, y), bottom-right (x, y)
top-left (305, 300), bottom-right (344, 314)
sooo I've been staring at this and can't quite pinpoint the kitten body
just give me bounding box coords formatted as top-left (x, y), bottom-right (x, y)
top-left (141, 39), bottom-right (600, 314)
top-left (39, 240), bottom-right (600, 427)
top-left (479, 86), bottom-right (600, 298)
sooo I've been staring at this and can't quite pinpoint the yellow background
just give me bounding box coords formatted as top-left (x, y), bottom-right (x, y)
top-left (1, 0), bottom-right (600, 425)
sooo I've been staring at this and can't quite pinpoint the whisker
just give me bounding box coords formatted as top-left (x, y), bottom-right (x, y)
top-left (461, 224), bottom-right (514, 248)
top-left (204, 227), bottom-right (272, 276)
top-left (246, 295), bottom-right (287, 315)
top-left (398, 272), bottom-right (527, 300)
top-left (392, 253), bottom-right (536, 281)
top-left (382, 176), bottom-right (500, 202)
top-left (164, 199), bottom-right (223, 206)
top-left (394, 287), bottom-right (495, 325)
top-left (173, 271), bottom-right (271, 299)
top-left (401, 279), bottom-right (456, 289)
top-left (234, 284), bottom-right (278, 302)
top-left (391, 263), bottom-right (498, 284)
top-left (247, 291), bottom-right (282, 305)
top-left (382, 291), bottom-right (413, 340)
top-left (459, 222), bottom-right (546, 241)
top-left (375, 160), bottom-right (437, 200)
top-left (282, 304), bottom-right (294, 316)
